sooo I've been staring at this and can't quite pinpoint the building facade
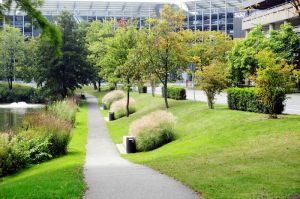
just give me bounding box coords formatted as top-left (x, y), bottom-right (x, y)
top-left (1, 0), bottom-right (245, 38)
top-left (242, 0), bottom-right (300, 34)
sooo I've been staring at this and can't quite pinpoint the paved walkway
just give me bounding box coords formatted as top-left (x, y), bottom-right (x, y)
top-left (84, 94), bottom-right (199, 199)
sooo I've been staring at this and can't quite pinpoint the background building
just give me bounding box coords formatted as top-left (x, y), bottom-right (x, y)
top-left (242, 0), bottom-right (300, 34)
top-left (0, 0), bottom-right (245, 38)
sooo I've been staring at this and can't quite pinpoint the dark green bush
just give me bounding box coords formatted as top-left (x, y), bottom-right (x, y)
top-left (162, 86), bottom-right (186, 100)
top-left (227, 87), bottom-right (284, 114)
top-left (0, 83), bottom-right (44, 103)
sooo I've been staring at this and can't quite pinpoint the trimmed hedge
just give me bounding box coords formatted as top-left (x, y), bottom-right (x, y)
top-left (227, 87), bottom-right (284, 114)
top-left (162, 86), bottom-right (186, 100)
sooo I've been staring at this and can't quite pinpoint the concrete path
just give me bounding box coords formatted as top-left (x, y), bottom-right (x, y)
top-left (84, 94), bottom-right (199, 199)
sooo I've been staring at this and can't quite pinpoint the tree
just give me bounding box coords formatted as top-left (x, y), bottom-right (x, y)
top-left (186, 30), bottom-right (233, 72)
top-left (107, 21), bottom-right (138, 117)
top-left (86, 20), bottom-right (115, 90)
top-left (0, 0), bottom-right (62, 55)
top-left (255, 50), bottom-right (294, 119)
top-left (137, 5), bottom-right (187, 108)
top-left (228, 25), bottom-right (266, 83)
top-left (228, 24), bottom-right (300, 87)
top-left (20, 37), bottom-right (41, 84)
top-left (31, 12), bottom-right (93, 98)
top-left (0, 26), bottom-right (25, 89)
top-left (195, 61), bottom-right (229, 109)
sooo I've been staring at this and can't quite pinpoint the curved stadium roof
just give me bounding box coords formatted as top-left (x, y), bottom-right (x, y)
top-left (7, 0), bottom-right (244, 16)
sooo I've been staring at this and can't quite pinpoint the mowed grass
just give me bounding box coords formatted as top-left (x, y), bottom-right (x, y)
top-left (0, 102), bottom-right (88, 199)
top-left (84, 86), bottom-right (300, 199)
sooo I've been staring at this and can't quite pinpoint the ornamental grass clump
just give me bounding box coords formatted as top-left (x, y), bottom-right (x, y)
top-left (49, 99), bottom-right (78, 124)
top-left (102, 90), bottom-right (125, 109)
top-left (110, 98), bottom-right (136, 119)
top-left (129, 110), bottom-right (176, 151)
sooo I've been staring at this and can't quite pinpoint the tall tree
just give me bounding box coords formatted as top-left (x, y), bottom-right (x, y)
top-left (137, 5), bottom-right (187, 108)
top-left (107, 21), bottom-right (138, 117)
top-left (86, 20), bottom-right (115, 90)
top-left (0, 26), bottom-right (25, 89)
top-left (31, 12), bottom-right (93, 98)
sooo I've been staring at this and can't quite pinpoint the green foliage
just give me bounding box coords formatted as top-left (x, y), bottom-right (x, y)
top-left (49, 100), bottom-right (78, 124)
top-left (32, 12), bottom-right (93, 99)
top-left (227, 87), bottom-right (284, 114)
top-left (195, 61), bottom-right (229, 109)
top-left (228, 24), bottom-right (300, 83)
top-left (0, 83), bottom-right (43, 103)
top-left (185, 30), bottom-right (233, 71)
top-left (162, 86), bottom-right (186, 100)
top-left (0, 26), bottom-right (25, 89)
top-left (86, 20), bottom-right (115, 85)
top-left (0, 103), bottom-right (88, 199)
top-left (136, 5), bottom-right (187, 108)
top-left (0, 99), bottom-right (77, 177)
top-left (255, 50), bottom-right (294, 118)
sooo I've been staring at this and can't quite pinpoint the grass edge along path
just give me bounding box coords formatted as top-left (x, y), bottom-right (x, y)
top-left (0, 102), bottom-right (88, 199)
top-left (82, 86), bottom-right (300, 199)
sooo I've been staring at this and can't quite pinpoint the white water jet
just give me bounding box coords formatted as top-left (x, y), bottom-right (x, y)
top-left (0, 102), bottom-right (45, 108)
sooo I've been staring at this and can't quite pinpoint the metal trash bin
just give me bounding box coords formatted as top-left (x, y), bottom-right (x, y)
top-left (102, 103), bottom-right (107, 110)
top-left (123, 136), bottom-right (136, 153)
top-left (108, 112), bottom-right (114, 121)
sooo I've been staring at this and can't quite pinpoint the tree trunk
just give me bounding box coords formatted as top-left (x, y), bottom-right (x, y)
top-left (126, 78), bottom-right (130, 117)
top-left (207, 92), bottom-right (214, 109)
top-left (7, 77), bottom-right (12, 90)
top-left (151, 85), bottom-right (155, 97)
top-left (97, 79), bottom-right (101, 92)
top-left (93, 82), bottom-right (97, 90)
top-left (163, 73), bottom-right (169, 108)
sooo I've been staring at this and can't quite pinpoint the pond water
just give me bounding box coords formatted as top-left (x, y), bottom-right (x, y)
top-left (0, 107), bottom-right (43, 132)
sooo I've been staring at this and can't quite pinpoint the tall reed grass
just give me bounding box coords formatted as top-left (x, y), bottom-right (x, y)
top-left (102, 90), bottom-right (125, 109)
top-left (129, 110), bottom-right (176, 151)
top-left (110, 98), bottom-right (136, 119)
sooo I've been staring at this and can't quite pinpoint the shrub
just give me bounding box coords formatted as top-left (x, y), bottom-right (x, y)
top-left (162, 86), bottom-right (186, 100)
top-left (102, 90), bottom-right (125, 109)
top-left (0, 99), bottom-right (76, 177)
top-left (227, 87), bottom-right (284, 114)
top-left (129, 110), bottom-right (176, 151)
top-left (48, 99), bottom-right (78, 124)
top-left (110, 98), bottom-right (136, 119)
top-left (0, 83), bottom-right (43, 103)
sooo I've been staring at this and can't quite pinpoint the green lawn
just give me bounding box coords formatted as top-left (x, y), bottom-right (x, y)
top-left (85, 86), bottom-right (300, 199)
top-left (0, 102), bottom-right (88, 199)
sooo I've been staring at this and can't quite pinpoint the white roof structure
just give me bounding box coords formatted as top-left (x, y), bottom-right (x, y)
top-left (5, 0), bottom-right (244, 16)
top-left (37, 0), bottom-right (172, 17)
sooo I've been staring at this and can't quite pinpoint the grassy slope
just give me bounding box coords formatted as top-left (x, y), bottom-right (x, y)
top-left (85, 86), bottom-right (300, 199)
top-left (0, 102), bottom-right (88, 199)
